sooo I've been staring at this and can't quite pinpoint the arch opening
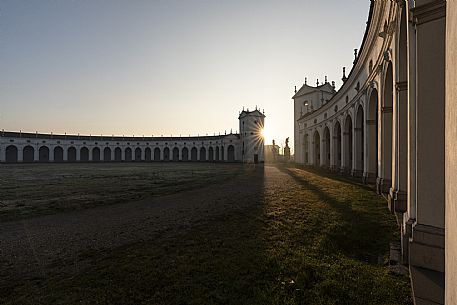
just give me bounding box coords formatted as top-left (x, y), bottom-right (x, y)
top-left (163, 147), bottom-right (170, 161)
top-left (135, 147), bottom-right (142, 161)
top-left (5, 145), bottom-right (18, 163)
top-left (208, 147), bottom-right (214, 162)
top-left (104, 147), bottom-right (112, 161)
top-left (68, 147), bottom-right (77, 162)
top-left (80, 147), bottom-right (89, 162)
top-left (92, 147), bottom-right (101, 162)
top-left (227, 145), bottom-right (235, 162)
top-left (54, 146), bottom-right (64, 162)
top-left (154, 147), bottom-right (161, 161)
top-left (173, 147), bottom-right (179, 161)
top-left (23, 146), bottom-right (35, 162)
top-left (380, 62), bottom-right (393, 192)
top-left (182, 147), bottom-right (189, 161)
top-left (145, 147), bottom-right (152, 161)
top-left (191, 147), bottom-right (198, 161)
top-left (199, 147), bottom-right (206, 162)
top-left (114, 147), bottom-right (122, 161)
top-left (39, 146), bottom-right (49, 162)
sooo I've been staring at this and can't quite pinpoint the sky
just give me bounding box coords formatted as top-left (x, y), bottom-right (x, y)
top-left (0, 0), bottom-right (370, 151)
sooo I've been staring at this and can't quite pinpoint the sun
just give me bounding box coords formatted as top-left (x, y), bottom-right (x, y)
top-left (260, 126), bottom-right (270, 142)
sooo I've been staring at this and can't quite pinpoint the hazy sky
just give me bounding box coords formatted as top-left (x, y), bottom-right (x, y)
top-left (0, 0), bottom-right (370, 150)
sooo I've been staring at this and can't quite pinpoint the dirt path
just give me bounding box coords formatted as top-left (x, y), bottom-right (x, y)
top-left (0, 165), bottom-right (272, 283)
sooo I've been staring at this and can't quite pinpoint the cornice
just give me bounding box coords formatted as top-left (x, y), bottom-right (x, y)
top-left (412, 0), bottom-right (446, 25)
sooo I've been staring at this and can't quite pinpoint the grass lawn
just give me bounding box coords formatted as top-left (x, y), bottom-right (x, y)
top-left (0, 164), bottom-right (412, 304)
top-left (0, 162), bottom-right (244, 221)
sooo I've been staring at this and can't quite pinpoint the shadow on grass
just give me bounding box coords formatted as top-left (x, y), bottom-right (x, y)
top-left (1, 165), bottom-right (411, 305)
top-left (275, 165), bottom-right (395, 263)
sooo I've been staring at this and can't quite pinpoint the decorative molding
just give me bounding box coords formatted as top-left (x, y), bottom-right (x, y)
top-left (381, 106), bottom-right (393, 113)
top-left (412, 0), bottom-right (446, 25)
top-left (396, 81), bottom-right (408, 92)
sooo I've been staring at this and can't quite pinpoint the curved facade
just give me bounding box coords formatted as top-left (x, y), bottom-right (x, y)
top-left (0, 109), bottom-right (265, 164)
top-left (293, 0), bottom-right (451, 303)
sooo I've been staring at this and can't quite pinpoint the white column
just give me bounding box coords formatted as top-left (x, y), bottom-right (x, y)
top-left (329, 127), bottom-right (334, 168)
top-left (309, 132), bottom-right (315, 166)
top-left (76, 147), bottom-right (81, 161)
top-left (320, 137), bottom-right (326, 167)
top-left (49, 146), bottom-right (54, 162)
top-left (34, 145), bottom-right (39, 162)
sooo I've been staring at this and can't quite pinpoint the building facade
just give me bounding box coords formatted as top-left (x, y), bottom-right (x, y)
top-left (0, 109), bottom-right (265, 164)
top-left (293, 1), bottom-right (454, 304)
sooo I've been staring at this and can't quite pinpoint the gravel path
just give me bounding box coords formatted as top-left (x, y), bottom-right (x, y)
top-left (0, 165), bottom-right (272, 284)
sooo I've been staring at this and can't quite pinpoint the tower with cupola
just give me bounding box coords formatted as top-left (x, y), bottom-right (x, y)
top-left (238, 108), bottom-right (265, 163)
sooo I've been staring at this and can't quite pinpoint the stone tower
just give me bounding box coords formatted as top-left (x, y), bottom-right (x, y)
top-left (238, 108), bottom-right (265, 163)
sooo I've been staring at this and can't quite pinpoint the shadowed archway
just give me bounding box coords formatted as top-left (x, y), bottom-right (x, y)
top-left (5, 145), bottom-right (18, 163)
top-left (92, 147), bottom-right (101, 162)
top-left (182, 147), bottom-right (189, 161)
top-left (68, 147), bottom-right (77, 162)
top-left (227, 145), bottom-right (235, 162)
top-left (104, 147), bottom-right (112, 161)
top-left (54, 146), bottom-right (64, 162)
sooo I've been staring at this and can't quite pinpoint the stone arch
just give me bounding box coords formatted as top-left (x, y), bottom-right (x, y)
top-left (227, 145), bottom-right (235, 162)
top-left (163, 147), bottom-right (170, 161)
top-left (333, 121), bottom-right (342, 170)
top-left (54, 146), bottom-right (64, 162)
top-left (172, 147), bottom-right (179, 161)
top-left (125, 147), bottom-right (132, 161)
top-left (104, 147), bottom-right (112, 161)
top-left (215, 146), bottom-right (220, 161)
top-left (367, 88), bottom-right (379, 179)
top-left (355, 104), bottom-right (364, 176)
top-left (344, 114), bottom-right (353, 173)
top-left (135, 147), bottom-right (142, 161)
top-left (114, 147), bottom-right (122, 161)
top-left (5, 145), bottom-right (18, 163)
top-left (154, 147), bottom-right (161, 161)
top-left (92, 147), bottom-right (101, 162)
top-left (39, 146), bottom-right (49, 162)
top-left (313, 130), bottom-right (321, 166)
top-left (191, 147), bottom-right (198, 161)
top-left (380, 61), bottom-right (393, 193)
top-left (182, 147), bottom-right (189, 161)
top-left (23, 145), bottom-right (34, 162)
top-left (68, 147), bottom-right (77, 162)
top-left (80, 147), bottom-right (89, 162)
top-left (145, 147), bottom-right (152, 161)
top-left (200, 147), bottom-right (206, 161)
top-left (323, 126), bottom-right (330, 167)
top-left (208, 147), bottom-right (214, 161)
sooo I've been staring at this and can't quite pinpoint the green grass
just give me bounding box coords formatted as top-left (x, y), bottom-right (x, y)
top-left (0, 164), bottom-right (412, 304)
top-left (0, 162), bottom-right (244, 221)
